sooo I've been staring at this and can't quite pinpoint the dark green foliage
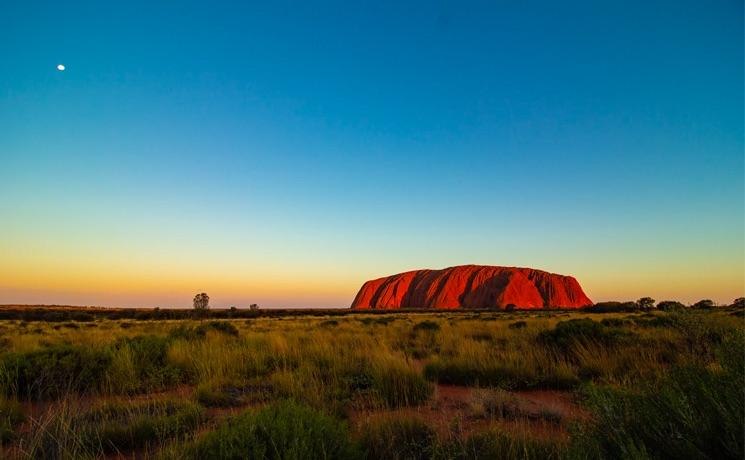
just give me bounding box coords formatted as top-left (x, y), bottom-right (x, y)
top-left (584, 301), bottom-right (639, 313)
top-left (636, 297), bottom-right (656, 310)
top-left (692, 299), bottom-right (715, 309)
top-left (0, 398), bottom-right (24, 444)
top-left (538, 319), bottom-right (627, 352)
top-left (657, 300), bottom-right (686, 311)
top-left (732, 297), bottom-right (745, 308)
top-left (361, 415), bottom-right (436, 460)
top-left (319, 319), bottom-right (339, 327)
top-left (508, 320), bottom-right (527, 329)
top-left (189, 400), bottom-right (359, 460)
top-left (413, 320), bottom-right (440, 332)
top-left (0, 345), bottom-right (112, 399)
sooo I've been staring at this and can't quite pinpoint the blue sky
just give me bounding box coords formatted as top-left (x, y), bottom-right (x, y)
top-left (1, 0), bottom-right (743, 307)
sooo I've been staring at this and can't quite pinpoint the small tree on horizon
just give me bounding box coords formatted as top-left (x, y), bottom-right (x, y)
top-left (637, 297), bottom-right (655, 310)
top-left (692, 299), bottom-right (715, 309)
top-left (193, 293), bottom-right (210, 310)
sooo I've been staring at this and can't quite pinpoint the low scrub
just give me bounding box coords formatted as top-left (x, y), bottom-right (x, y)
top-left (108, 335), bottom-right (182, 393)
top-left (188, 400), bottom-right (359, 459)
top-left (538, 319), bottom-right (628, 352)
top-left (574, 333), bottom-right (745, 459)
top-left (0, 345), bottom-right (111, 399)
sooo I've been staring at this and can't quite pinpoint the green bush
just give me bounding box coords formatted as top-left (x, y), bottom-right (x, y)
top-left (0, 345), bottom-right (112, 399)
top-left (508, 320), bottom-right (527, 329)
top-left (657, 300), bottom-right (686, 311)
top-left (538, 319), bottom-right (627, 352)
top-left (360, 414), bottom-right (436, 460)
top-left (189, 400), bottom-right (359, 460)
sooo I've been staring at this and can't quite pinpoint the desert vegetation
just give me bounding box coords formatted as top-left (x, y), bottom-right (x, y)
top-left (0, 305), bottom-right (741, 459)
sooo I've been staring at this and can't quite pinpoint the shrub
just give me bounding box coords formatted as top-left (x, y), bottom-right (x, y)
top-left (361, 414), bottom-right (436, 460)
top-left (692, 299), bottom-right (715, 309)
top-left (584, 301), bottom-right (638, 313)
top-left (508, 320), bottom-right (527, 329)
top-left (0, 345), bottom-right (112, 399)
top-left (538, 319), bottom-right (627, 352)
top-left (189, 400), bottom-right (359, 459)
top-left (657, 300), bottom-right (686, 311)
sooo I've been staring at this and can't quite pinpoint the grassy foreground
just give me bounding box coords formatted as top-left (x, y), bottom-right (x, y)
top-left (0, 307), bottom-right (742, 459)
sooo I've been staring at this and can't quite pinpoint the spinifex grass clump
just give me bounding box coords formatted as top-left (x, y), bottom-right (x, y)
top-left (360, 414), bottom-right (437, 460)
top-left (24, 399), bottom-right (204, 458)
top-left (0, 398), bottom-right (24, 444)
top-left (188, 400), bottom-right (359, 460)
top-left (574, 333), bottom-right (745, 460)
top-left (107, 335), bottom-right (182, 393)
top-left (451, 428), bottom-right (564, 460)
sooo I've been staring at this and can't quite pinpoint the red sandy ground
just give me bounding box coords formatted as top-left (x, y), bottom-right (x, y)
top-left (5, 383), bottom-right (587, 459)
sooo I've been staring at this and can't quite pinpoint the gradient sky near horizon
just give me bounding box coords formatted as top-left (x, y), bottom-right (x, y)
top-left (1, 0), bottom-right (743, 308)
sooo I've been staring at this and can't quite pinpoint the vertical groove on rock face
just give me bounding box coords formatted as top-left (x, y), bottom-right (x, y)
top-left (350, 265), bottom-right (592, 309)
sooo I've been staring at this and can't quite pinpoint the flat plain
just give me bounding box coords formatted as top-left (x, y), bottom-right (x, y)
top-left (0, 306), bottom-right (742, 459)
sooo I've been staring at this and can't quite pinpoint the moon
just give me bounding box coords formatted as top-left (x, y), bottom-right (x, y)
top-left (57, 64), bottom-right (65, 71)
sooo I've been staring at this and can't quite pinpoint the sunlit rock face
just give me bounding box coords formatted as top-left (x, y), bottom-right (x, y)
top-left (351, 265), bottom-right (592, 309)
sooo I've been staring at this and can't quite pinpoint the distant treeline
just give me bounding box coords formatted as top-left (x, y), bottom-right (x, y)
top-left (0, 299), bottom-right (741, 322)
